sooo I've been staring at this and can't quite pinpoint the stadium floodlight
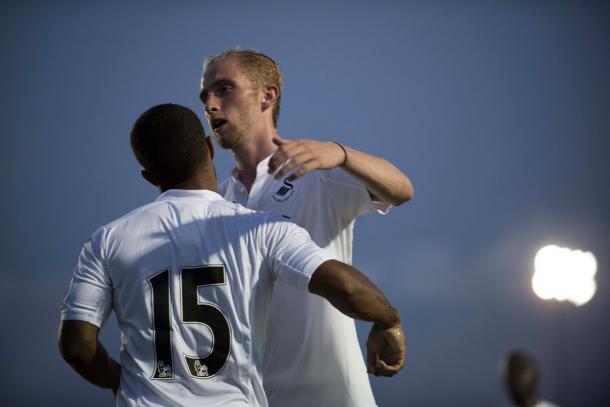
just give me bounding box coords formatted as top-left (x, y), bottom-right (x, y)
top-left (532, 245), bottom-right (597, 306)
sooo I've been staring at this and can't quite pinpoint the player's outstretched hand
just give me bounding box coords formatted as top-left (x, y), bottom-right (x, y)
top-left (366, 322), bottom-right (406, 377)
top-left (268, 137), bottom-right (347, 180)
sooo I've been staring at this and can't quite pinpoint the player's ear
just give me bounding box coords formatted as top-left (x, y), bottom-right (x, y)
top-left (261, 85), bottom-right (279, 111)
top-left (205, 136), bottom-right (215, 160)
top-left (141, 169), bottom-right (160, 187)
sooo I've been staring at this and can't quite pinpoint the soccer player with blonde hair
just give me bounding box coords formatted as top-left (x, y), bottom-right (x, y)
top-left (201, 49), bottom-right (413, 406)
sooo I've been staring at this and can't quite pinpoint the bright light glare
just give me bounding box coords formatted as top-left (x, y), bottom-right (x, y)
top-left (532, 245), bottom-right (597, 306)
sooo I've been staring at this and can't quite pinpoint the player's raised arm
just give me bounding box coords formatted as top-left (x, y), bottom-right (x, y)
top-left (267, 137), bottom-right (413, 206)
top-left (58, 320), bottom-right (121, 395)
top-left (308, 260), bottom-right (406, 377)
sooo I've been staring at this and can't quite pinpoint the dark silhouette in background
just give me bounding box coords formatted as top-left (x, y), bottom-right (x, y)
top-left (502, 351), bottom-right (559, 407)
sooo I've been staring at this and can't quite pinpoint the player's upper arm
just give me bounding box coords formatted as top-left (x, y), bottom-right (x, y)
top-left (58, 320), bottom-right (99, 364)
top-left (60, 228), bottom-right (113, 327)
top-left (261, 215), bottom-right (334, 290)
top-left (325, 167), bottom-right (390, 219)
top-left (308, 259), bottom-right (358, 299)
top-left (308, 259), bottom-right (399, 328)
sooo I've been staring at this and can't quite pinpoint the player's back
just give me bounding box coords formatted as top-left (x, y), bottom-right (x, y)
top-left (81, 189), bottom-right (287, 406)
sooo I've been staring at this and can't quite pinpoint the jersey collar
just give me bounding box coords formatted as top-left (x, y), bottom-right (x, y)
top-left (155, 189), bottom-right (224, 202)
top-left (229, 153), bottom-right (275, 183)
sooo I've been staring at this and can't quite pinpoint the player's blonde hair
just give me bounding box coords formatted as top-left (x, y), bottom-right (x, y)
top-left (204, 48), bottom-right (283, 128)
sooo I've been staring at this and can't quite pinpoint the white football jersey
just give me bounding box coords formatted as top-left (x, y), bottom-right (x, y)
top-left (60, 189), bottom-right (333, 407)
top-left (220, 155), bottom-right (390, 407)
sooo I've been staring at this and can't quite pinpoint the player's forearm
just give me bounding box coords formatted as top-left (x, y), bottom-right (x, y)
top-left (341, 146), bottom-right (413, 206)
top-left (63, 340), bottom-right (121, 392)
top-left (309, 260), bottom-right (400, 329)
top-left (59, 321), bottom-right (121, 393)
top-left (334, 279), bottom-right (400, 329)
top-left (58, 320), bottom-right (121, 392)
top-left (345, 291), bottom-right (400, 329)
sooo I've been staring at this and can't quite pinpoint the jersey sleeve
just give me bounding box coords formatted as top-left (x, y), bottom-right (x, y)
top-left (60, 228), bottom-right (113, 328)
top-left (325, 167), bottom-right (391, 218)
top-left (261, 216), bottom-right (335, 291)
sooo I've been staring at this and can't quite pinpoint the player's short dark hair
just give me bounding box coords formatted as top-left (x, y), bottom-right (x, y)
top-left (504, 351), bottom-right (539, 405)
top-left (131, 103), bottom-right (209, 186)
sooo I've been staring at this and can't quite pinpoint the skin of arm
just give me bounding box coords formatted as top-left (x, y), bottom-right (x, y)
top-left (267, 137), bottom-right (413, 206)
top-left (58, 320), bottom-right (121, 395)
top-left (308, 260), bottom-right (406, 377)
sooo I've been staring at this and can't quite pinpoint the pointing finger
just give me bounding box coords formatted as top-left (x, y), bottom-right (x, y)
top-left (272, 136), bottom-right (287, 146)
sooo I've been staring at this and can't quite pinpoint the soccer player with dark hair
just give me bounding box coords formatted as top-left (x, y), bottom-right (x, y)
top-left (200, 49), bottom-right (413, 406)
top-left (502, 351), bottom-right (559, 407)
top-left (58, 103), bottom-right (405, 406)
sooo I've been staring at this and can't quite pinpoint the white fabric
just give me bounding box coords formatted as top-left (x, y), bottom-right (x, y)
top-left (220, 155), bottom-right (390, 407)
top-left (502, 398), bottom-right (560, 407)
top-left (61, 189), bottom-right (333, 407)
top-left (534, 401), bottom-right (560, 407)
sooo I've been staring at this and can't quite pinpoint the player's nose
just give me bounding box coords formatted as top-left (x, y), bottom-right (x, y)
top-left (204, 94), bottom-right (220, 114)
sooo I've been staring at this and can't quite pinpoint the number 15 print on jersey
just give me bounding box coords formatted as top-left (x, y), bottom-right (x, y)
top-left (147, 265), bottom-right (232, 380)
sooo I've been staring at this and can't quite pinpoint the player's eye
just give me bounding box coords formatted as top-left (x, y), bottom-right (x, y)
top-left (219, 85), bottom-right (233, 94)
top-left (200, 90), bottom-right (209, 104)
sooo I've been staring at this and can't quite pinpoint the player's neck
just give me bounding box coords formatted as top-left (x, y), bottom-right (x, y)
top-left (160, 169), bottom-right (218, 193)
top-left (513, 395), bottom-right (538, 407)
top-left (232, 127), bottom-right (279, 191)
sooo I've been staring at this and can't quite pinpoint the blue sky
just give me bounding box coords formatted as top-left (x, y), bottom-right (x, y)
top-left (1, 1), bottom-right (609, 405)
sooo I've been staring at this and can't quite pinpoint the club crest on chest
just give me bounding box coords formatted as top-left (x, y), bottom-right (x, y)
top-left (272, 178), bottom-right (295, 202)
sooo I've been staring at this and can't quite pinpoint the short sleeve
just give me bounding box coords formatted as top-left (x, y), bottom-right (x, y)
top-left (60, 228), bottom-right (113, 328)
top-left (261, 216), bottom-right (335, 291)
top-left (325, 167), bottom-right (391, 219)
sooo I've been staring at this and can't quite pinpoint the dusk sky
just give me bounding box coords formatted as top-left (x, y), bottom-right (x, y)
top-left (1, 1), bottom-right (609, 405)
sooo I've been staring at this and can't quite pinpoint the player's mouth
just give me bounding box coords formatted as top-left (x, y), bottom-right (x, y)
top-left (210, 118), bottom-right (228, 133)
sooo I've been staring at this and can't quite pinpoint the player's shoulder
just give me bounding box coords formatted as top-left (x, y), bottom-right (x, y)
top-left (207, 198), bottom-right (295, 251)
top-left (208, 195), bottom-right (254, 215)
top-left (208, 195), bottom-right (292, 236)
top-left (209, 197), bottom-right (286, 226)
top-left (83, 201), bottom-right (160, 245)
top-left (103, 200), bottom-right (161, 229)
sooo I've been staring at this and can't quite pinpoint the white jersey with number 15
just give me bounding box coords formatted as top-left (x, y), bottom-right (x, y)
top-left (60, 189), bottom-right (333, 407)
